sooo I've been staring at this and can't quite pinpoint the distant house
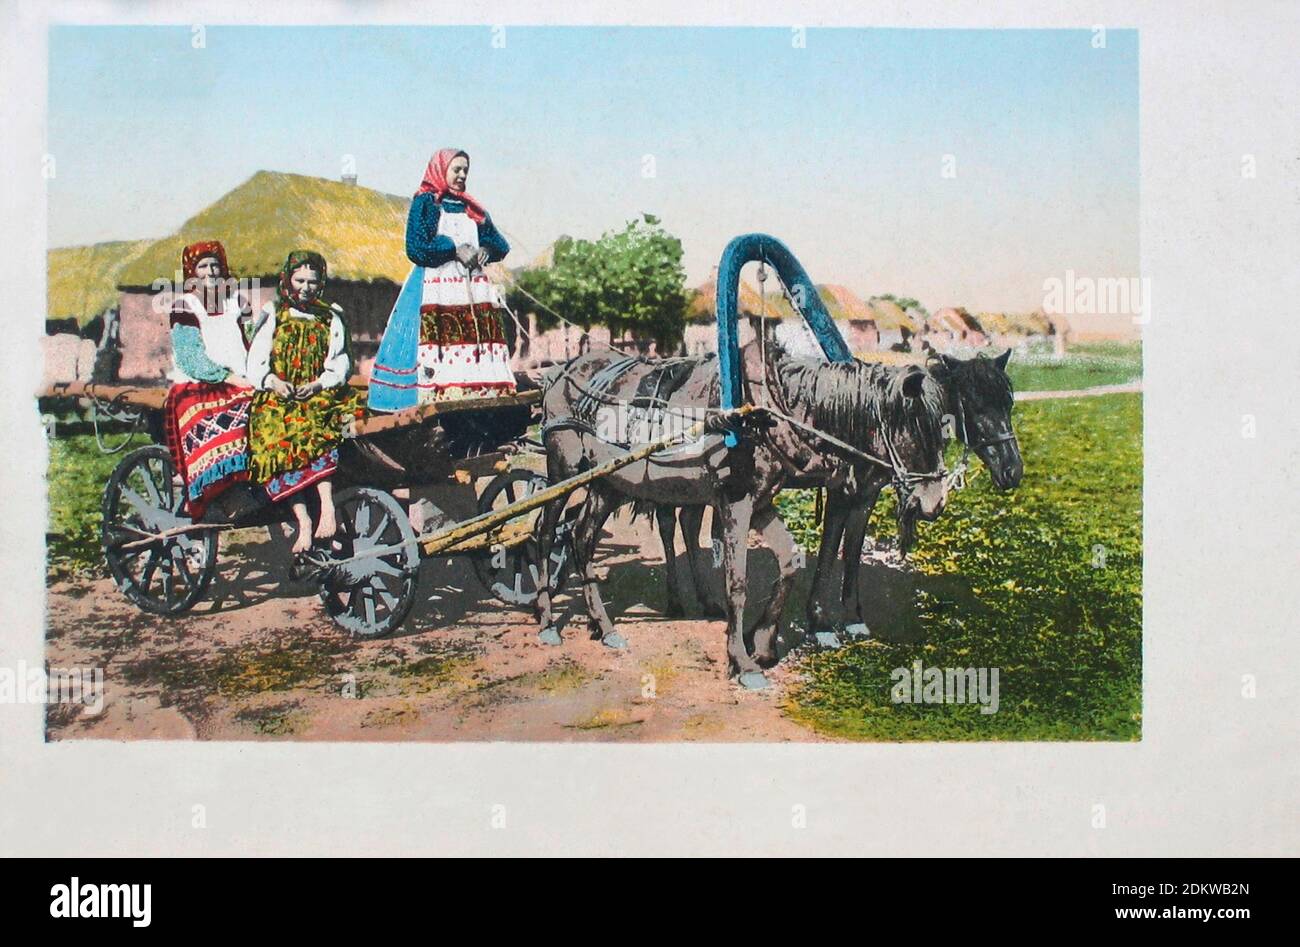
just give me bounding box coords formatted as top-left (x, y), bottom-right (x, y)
top-left (677, 275), bottom-right (895, 359)
top-left (675, 270), bottom-right (797, 358)
top-left (925, 306), bottom-right (988, 350)
top-left (862, 297), bottom-right (920, 352)
top-left (49, 171), bottom-right (528, 383)
top-left (974, 310), bottom-right (1056, 351)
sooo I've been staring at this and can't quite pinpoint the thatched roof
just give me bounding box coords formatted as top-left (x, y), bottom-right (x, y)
top-left (818, 284), bottom-right (870, 320)
top-left (865, 296), bottom-right (919, 332)
top-left (116, 171), bottom-right (412, 289)
top-left (687, 274), bottom-right (798, 322)
top-left (975, 311), bottom-right (1054, 336)
top-left (929, 306), bottom-right (986, 335)
top-left (47, 239), bottom-right (153, 322)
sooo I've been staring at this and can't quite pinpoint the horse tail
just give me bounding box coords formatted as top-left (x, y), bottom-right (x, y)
top-left (627, 498), bottom-right (659, 525)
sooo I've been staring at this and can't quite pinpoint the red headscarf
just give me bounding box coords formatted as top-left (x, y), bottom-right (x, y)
top-left (181, 240), bottom-right (232, 314)
top-left (415, 148), bottom-right (487, 223)
top-left (182, 240), bottom-right (230, 281)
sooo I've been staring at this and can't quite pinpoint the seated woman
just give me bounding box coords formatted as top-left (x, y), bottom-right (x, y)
top-left (164, 240), bottom-right (256, 519)
top-left (246, 250), bottom-right (363, 554)
top-left (369, 148), bottom-right (516, 412)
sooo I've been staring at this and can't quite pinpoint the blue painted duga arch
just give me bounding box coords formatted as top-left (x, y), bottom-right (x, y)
top-left (714, 233), bottom-right (853, 446)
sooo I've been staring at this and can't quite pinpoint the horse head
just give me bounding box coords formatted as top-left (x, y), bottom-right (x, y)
top-left (888, 366), bottom-right (950, 551)
top-left (932, 350), bottom-right (1024, 490)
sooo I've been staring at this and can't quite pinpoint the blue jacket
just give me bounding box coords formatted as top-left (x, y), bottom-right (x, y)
top-left (405, 193), bottom-right (509, 268)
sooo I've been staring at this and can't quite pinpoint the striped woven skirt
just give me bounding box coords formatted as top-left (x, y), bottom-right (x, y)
top-left (163, 381), bottom-right (252, 519)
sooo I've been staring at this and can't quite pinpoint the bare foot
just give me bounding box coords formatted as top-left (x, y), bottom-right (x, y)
top-left (314, 509), bottom-right (337, 541)
top-left (291, 528), bottom-right (313, 554)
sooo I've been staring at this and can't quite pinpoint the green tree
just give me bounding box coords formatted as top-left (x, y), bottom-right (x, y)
top-left (506, 215), bottom-right (688, 349)
top-left (874, 293), bottom-right (926, 315)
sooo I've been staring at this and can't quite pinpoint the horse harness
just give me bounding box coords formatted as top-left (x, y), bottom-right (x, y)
top-left (747, 346), bottom-right (954, 502)
top-left (539, 351), bottom-right (996, 504)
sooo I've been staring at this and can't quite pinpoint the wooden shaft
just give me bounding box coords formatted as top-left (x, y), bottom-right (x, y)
top-left (420, 408), bottom-right (746, 557)
top-left (39, 382), bottom-right (169, 410)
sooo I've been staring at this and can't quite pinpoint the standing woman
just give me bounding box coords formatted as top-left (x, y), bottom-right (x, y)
top-left (369, 148), bottom-right (516, 412)
top-left (164, 240), bottom-right (256, 519)
top-left (247, 250), bottom-right (364, 553)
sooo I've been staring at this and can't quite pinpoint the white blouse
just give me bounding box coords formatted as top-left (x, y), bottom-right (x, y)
top-left (169, 292), bottom-right (251, 382)
top-left (246, 301), bottom-right (351, 391)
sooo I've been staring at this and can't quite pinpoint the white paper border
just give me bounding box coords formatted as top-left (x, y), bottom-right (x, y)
top-left (2, 0), bottom-right (1297, 856)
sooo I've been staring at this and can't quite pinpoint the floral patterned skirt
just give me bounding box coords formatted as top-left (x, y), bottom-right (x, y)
top-left (248, 386), bottom-right (364, 502)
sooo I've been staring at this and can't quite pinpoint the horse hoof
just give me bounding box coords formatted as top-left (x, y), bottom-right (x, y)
top-left (845, 622), bottom-right (871, 639)
top-left (538, 626), bottom-right (562, 646)
top-left (602, 632), bottom-right (628, 650)
top-left (738, 671), bottom-right (770, 691)
top-left (814, 631), bottom-right (843, 649)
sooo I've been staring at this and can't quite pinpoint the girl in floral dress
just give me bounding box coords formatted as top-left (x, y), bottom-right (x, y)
top-left (247, 250), bottom-right (364, 553)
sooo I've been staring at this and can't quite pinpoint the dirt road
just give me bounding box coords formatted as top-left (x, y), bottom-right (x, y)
top-left (45, 507), bottom-right (838, 743)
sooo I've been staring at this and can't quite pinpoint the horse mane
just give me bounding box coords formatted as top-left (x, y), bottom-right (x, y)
top-left (772, 353), bottom-right (946, 458)
top-left (928, 353), bottom-right (1016, 420)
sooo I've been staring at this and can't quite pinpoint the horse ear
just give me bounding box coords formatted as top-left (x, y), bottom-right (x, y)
top-left (939, 353), bottom-right (961, 373)
top-left (902, 370), bottom-right (926, 399)
top-left (994, 348), bottom-right (1011, 371)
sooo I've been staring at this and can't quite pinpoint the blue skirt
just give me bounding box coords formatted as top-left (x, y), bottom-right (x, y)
top-left (368, 266), bottom-right (423, 413)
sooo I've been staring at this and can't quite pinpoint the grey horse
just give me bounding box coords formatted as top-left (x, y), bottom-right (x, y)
top-left (533, 342), bottom-right (951, 687)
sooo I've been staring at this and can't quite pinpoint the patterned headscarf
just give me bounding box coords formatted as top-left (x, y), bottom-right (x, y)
top-left (415, 148), bottom-right (487, 223)
top-left (182, 240), bottom-right (229, 281)
top-left (276, 249), bottom-right (331, 313)
top-left (181, 240), bottom-right (232, 314)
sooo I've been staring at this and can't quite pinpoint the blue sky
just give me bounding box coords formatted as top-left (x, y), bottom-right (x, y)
top-left (48, 25), bottom-right (1138, 312)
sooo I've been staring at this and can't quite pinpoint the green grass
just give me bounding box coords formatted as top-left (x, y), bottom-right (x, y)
top-left (782, 393), bottom-right (1142, 741)
top-left (46, 432), bottom-right (131, 579)
top-left (1005, 341), bottom-right (1141, 392)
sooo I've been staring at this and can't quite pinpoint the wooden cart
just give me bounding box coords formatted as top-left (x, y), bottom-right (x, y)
top-left (43, 379), bottom-right (727, 638)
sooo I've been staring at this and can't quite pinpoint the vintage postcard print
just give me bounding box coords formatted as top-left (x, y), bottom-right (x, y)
top-left (36, 22), bottom-right (1144, 744)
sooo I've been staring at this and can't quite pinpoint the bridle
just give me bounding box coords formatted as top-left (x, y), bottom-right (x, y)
top-left (947, 380), bottom-right (1018, 490)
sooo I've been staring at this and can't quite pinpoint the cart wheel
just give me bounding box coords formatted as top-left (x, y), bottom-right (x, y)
top-left (471, 469), bottom-right (574, 606)
top-left (317, 487), bottom-right (420, 638)
top-left (101, 445), bottom-right (218, 615)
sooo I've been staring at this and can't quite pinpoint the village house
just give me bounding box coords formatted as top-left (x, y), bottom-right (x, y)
top-left (863, 296), bottom-right (919, 352)
top-left (43, 239), bottom-right (153, 386)
top-left (924, 307), bottom-right (988, 350)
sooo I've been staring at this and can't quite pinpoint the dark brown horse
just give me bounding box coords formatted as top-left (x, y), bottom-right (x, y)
top-left (805, 350), bottom-right (1023, 641)
top-left (533, 343), bottom-right (951, 687)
